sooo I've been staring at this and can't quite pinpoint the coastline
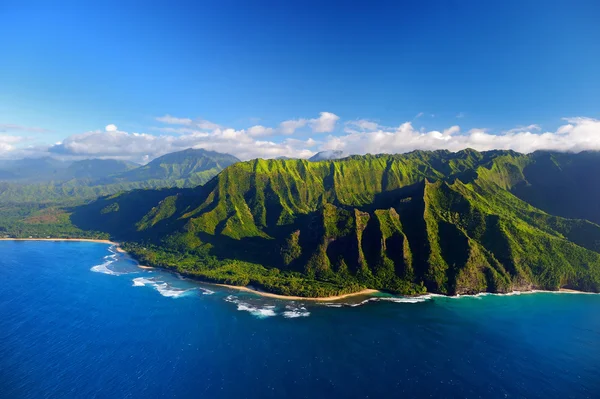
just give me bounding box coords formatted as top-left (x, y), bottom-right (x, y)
top-left (0, 238), bottom-right (118, 245)
top-left (1, 238), bottom-right (593, 300)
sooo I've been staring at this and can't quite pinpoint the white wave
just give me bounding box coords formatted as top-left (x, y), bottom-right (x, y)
top-left (378, 296), bottom-right (430, 304)
top-left (199, 288), bottom-right (215, 295)
top-left (283, 305), bottom-right (310, 318)
top-left (321, 303), bottom-right (343, 308)
top-left (90, 260), bottom-right (122, 275)
top-left (347, 294), bottom-right (436, 307)
top-left (131, 277), bottom-right (195, 298)
top-left (132, 277), bottom-right (153, 287)
top-left (224, 295), bottom-right (278, 318)
top-left (90, 245), bottom-right (127, 275)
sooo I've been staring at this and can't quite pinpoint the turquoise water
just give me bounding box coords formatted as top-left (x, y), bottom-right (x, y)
top-left (0, 241), bottom-right (598, 398)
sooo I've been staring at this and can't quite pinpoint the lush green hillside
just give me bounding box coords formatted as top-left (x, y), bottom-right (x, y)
top-left (112, 148), bottom-right (239, 184)
top-left (0, 148), bottom-right (240, 204)
top-left (69, 149), bottom-right (600, 297)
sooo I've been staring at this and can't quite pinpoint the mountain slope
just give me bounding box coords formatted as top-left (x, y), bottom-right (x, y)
top-left (0, 149), bottom-right (240, 203)
top-left (66, 159), bottom-right (138, 179)
top-left (72, 149), bottom-right (600, 296)
top-left (112, 148), bottom-right (239, 185)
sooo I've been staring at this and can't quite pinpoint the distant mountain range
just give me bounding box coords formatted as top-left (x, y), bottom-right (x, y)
top-left (0, 157), bottom-right (138, 183)
top-left (64, 149), bottom-right (600, 297)
top-left (0, 148), bottom-right (240, 203)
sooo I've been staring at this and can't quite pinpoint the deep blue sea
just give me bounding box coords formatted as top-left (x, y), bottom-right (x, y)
top-left (0, 241), bottom-right (599, 398)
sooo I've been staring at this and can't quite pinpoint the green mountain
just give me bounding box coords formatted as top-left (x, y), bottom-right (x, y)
top-left (0, 149), bottom-right (240, 203)
top-left (69, 149), bottom-right (600, 297)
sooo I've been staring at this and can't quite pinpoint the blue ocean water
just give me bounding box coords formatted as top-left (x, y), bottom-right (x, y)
top-left (0, 242), bottom-right (599, 398)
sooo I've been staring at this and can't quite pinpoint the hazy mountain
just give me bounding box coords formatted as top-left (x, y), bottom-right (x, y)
top-left (0, 148), bottom-right (240, 203)
top-left (308, 150), bottom-right (344, 162)
top-left (66, 159), bottom-right (139, 180)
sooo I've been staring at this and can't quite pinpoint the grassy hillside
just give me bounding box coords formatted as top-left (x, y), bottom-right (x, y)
top-left (69, 150), bottom-right (600, 297)
top-left (0, 148), bottom-right (240, 204)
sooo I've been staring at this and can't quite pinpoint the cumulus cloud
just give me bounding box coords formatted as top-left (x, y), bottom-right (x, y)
top-left (47, 125), bottom-right (317, 162)
top-left (0, 135), bottom-right (25, 151)
top-left (5, 113), bottom-right (600, 164)
top-left (309, 112), bottom-right (339, 133)
top-left (248, 125), bottom-right (276, 137)
top-left (320, 117), bottom-right (600, 155)
top-left (279, 119), bottom-right (307, 135)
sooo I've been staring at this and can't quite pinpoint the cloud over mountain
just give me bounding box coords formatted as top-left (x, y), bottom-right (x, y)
top-left (3, 113), bottom-right (600, 163)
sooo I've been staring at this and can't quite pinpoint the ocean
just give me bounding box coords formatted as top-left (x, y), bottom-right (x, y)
top-left (0, 241), bottom-right (598, 398)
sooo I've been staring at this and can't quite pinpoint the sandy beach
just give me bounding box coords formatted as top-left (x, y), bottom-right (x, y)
top-left (212, 283), bottom-right (379, 301)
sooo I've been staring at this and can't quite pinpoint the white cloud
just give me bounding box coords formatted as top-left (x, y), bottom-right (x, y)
top-left (156, 115), bottom-right (193, 125)
top-left (345, 119), bottom-right (380, 133)
top-left (309, 112), bottom-right (339, 133)
top-left (5, 113), bottom-right (600, 164)
top-left (456, 112), bottom-right (466, 119)
top-left (504, 124), bottom-right (541, 135)
top-left (156, 114), bottom-right (220, 130)
top-left (279, 119), bottom-right (307, 135)
top-left (248, 125), bottom-right (275, 137)
top-left (319, 117), bottom-right (600, 155)
top-left (415, 112), bottom-right (424, 119)
top-left (47, 126), bottom-right (316, 162)
top-left (0, 135), bottom-right (30, 157)
top-left (0, 123), bottom-right (51, 133)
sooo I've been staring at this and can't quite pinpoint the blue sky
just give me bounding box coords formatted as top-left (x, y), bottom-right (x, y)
top-left (1, 0), bottom-right (599, 161)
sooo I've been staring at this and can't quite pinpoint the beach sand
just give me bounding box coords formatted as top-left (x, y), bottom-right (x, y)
top-left (213, 284), bottom-right (379, 301)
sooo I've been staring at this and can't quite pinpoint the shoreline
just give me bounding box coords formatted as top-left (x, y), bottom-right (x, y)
top-left (211, 283), bottom-right (380, 301)
top-left (1, 238), bottom-right (594, 300)
top-left (0, 238), bottom-right (118, 245)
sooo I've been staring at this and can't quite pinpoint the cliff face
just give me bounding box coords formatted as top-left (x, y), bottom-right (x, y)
top-left (73, 150), bottom-right (600, 296)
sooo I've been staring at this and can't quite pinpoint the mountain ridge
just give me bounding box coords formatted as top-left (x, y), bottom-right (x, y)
top-left (68, 149), bottom-right (600, 297)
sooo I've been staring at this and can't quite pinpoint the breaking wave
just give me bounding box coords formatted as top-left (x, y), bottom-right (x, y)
top-left (132, 277), bottom-right (196, 298)
top-left (90, 246), bottom-right (123, 275)
top-left (282, 305), bottom-right (310, 318)
top-left (224, 295), bottom-right (278, 318)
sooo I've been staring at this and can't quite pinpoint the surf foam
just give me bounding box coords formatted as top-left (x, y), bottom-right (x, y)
top-left (224, 295), bottom-right (278, 318)
top-left (131, 277), bottom-right (196, 298)
top-left (282, 305), bottom-right (310, 318)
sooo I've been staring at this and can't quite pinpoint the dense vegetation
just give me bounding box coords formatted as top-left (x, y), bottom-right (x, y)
top-left (60, 149), bottom-right (600, 297)
top-left (0, 148), bottom-right (239, 237)
top-left (4, 148), bottom-right (600, 297)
